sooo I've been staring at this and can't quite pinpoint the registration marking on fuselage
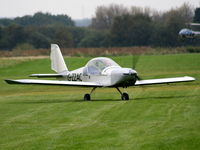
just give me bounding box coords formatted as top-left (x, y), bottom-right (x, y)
top-left (67, 73), bottom-right (82, 81)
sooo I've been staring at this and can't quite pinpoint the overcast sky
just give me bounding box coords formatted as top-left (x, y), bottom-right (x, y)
top-left (0, 0), bottom-right (199, 19)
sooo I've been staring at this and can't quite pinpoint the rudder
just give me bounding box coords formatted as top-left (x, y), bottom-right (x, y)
top-left (50, 44), bottom-right (68, 74)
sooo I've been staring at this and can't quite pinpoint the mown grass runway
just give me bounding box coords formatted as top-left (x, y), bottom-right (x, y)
top-left (0, 54), bottom-right (200, 150)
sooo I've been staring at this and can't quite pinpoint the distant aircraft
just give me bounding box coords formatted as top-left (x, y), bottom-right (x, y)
top-left (179, 23), bottom-right (200, 38)
top-left (5, 44), bottom-right (195, 100)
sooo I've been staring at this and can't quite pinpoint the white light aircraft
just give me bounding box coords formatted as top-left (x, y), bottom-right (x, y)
top-left (5, 44), bottom-right (195, 100)
top-left (179, 23), bottom-right (200, 38)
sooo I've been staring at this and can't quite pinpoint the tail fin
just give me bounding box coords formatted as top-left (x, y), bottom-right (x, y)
top-left (50, 44), bottom-right (68, 74)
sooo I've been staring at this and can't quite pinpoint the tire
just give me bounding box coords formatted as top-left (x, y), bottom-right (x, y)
top-left (121, 93), bottom-right (129, 100)
top-left (84, 94), bottom-right (91, 101)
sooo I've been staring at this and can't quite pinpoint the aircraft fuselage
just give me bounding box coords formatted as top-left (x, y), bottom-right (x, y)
top-left (61, 67), bottom-right (137, 87)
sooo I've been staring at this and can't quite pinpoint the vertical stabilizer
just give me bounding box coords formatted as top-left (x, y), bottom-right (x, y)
top-left (50, 44), bottom-right (68, 74)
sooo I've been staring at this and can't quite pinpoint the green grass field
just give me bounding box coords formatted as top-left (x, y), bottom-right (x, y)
top-left (0, 54), bottom-right (200, 150)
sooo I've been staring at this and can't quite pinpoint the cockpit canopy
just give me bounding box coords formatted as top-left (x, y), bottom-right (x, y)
top-left (84, 57), bottom-right (120, 75)
top-left (179, 28), bottom-right (193, 35)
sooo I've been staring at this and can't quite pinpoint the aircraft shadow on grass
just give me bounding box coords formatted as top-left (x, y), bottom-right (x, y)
top-left (7, 95), bottom-right (200, 104)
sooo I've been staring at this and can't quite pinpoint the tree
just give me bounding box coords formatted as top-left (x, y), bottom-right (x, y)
top-left (148, 3), bottom-right (193, 47)
top-left (68, 27), bottom-right (88, 47)
top-left (0, 12), bottom-right (75, 27)
top-left (110, 14), bottom-right (153, 46)
top-left (28, 32), bottom-right (50, 49)
top-left (91, 4), bottom-right (128, 30)
top-left (3, 25), bottom-right (27, 49)
top-left (78, 30), bottom-right (110, 47)
top-left (0, 18), bottom-right (14, 26)
top-left (193, 8), bottom-right (200, 23)
top-left (178, 3), bottom-right (193, 23)
top-left (53, 27), bottom-right (73, 48)
top-left (0, 26), bottom-right (10, 49)
top-left (36, 26), bottom-right (74, 48)
top-left (159, 3), bottom-right (193, 46)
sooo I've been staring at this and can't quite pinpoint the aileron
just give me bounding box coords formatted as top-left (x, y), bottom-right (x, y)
top-left (135, 76), bottom-right (195, 86)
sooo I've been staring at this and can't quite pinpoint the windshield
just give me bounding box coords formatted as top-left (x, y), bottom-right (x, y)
top-left (86, 57), bottom-right (120, 75)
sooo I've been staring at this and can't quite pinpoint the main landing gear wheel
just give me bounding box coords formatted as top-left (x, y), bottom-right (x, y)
top-left (116, 87), bottom-right (129, 101)
top-left (84, 94), bottom-right (91, 101)
top-left (121, 93), bottom-right (129, 100)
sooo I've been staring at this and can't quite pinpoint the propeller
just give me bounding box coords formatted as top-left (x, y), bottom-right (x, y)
top-left (135, 74), bottom-right (142, 81)
top-left (132, 54), bottom-right (142, 81)
top-left (132, 55), bottom-right (139, 69)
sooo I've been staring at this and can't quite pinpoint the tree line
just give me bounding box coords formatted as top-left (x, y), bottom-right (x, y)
top-left (90, 3), bottom-right (200, 47)
top-left (0, 4), bottom-right (200, 50)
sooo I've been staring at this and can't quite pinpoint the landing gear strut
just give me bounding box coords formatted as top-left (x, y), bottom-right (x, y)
top-left (84, 87), bottom-right (96, 101)
top-left (116, 87), bottom-right (129, 100)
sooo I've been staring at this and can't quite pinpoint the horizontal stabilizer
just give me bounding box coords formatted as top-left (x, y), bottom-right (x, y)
top-left (135, 76), bottom-right (195, 86)
top-left (5, 79), bottom-right (102, 87)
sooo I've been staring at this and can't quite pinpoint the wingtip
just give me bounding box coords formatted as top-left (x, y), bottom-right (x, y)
top-left (5, 79), bottom-right (24, 84)
top-left (184, 76), bottom-right (196, 81)
top-left (5, 79), bottom-right (15, 84)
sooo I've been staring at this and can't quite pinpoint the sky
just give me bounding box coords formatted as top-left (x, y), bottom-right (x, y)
top-left (0, 0), bottom-right (199, 19)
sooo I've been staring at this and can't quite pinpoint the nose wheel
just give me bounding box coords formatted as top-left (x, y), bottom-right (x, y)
top-left (116, 87), bottom-right (129, 100)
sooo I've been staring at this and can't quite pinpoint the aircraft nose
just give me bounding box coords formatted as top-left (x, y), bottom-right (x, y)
top-left (111, 68), bottom-right (137, 86)
top-left (123, 69), bottom-right (137, 76)
top-left (111, 68), bottom-right (136, 76)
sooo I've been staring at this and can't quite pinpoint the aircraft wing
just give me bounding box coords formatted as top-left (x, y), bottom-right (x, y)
top-left (5, 79), bottom-right (102, 87)
top-left (135, 76), bottom-right (195, 86)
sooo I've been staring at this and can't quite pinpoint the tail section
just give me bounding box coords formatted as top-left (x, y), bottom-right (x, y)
top-left (50, 44), bottom-right (68, 74)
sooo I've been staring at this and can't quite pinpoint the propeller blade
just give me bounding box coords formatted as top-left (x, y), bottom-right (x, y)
top-left (132, 54), bottom-right (143, 80)
top-left (132, 55), bottom-right (140, 69)
top-left (136, 74), bottom-right (142, 81)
